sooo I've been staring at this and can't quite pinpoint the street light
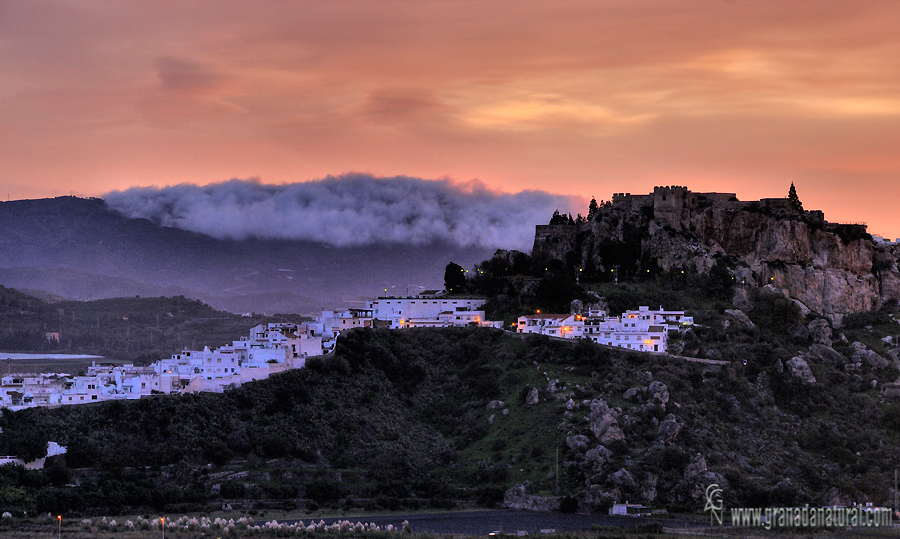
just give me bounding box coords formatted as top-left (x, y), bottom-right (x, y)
top-left (161, 517), bottom-right (165, 539)
top-left (57, 515), bottom-right (61, 539)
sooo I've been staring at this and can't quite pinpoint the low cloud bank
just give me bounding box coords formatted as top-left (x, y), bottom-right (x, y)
top-left (104, 174), bottom-right (582, 250)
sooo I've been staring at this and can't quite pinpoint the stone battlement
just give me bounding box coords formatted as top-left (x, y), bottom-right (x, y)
top-left (608, 186), bottom-right (814, 231)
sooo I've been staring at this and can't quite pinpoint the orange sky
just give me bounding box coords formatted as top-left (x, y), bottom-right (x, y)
top-left (2, 1), bottom-right (899, 236)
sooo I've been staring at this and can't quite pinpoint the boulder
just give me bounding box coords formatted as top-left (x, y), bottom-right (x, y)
top-left (547, 379), bottom-right (561, 393)
top-left (732, 287), bottom-right (752, 311)
top-left (609, 468), bottom-right (637, 490)
top-left (786, 356), bottom-right (816, 384)
top-left (792, 298), bottom-right (812, 318)
top-left (684, 454), bottom-right (707, 480)
top-left (808, 319), bottom-right (833, 347)
top-left (486, 400), bottom-right (505, 411)
top-left (526, 387), bottom-right (540, 405)
top-left (851, 342), bottom-right (890, 368)
top-left (623, 387), bottom-right (642, 401)
top-left (724, 309), bottom-right (756, 330)
top-left (588, 399), bottom-right (624, 443)
top-left (565, 398), bottom-right (577, 410)
top-left (656, 413), bottom-right (682, 443)
top-left (789, 322), bottom-right (810, 343)
top-left (584, 445), bottom-right (613, 471)
top-left (806, 344), bottom-right (846, 365)
top-left (641, 473), bottom-right (659, 502)
top-left (592, 413), bottom-right (625, 444)
top-left (566, 435), bottom-right (590, 451)
top-left (648, 381), bottom-right (669, 406)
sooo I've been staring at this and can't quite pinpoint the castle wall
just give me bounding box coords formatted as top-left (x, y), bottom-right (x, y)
top-left (611, 193), bottom-right (652, 211)
top-left (759, 198), bottom-right (796, 214)
top-left (652, 186), bottom-right (690, 230)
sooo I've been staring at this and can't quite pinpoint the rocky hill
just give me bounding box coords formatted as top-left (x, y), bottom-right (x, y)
top-left (1, 326), bottom-right (899, 517)
top-left (532, 186), bottom-right (900, 325)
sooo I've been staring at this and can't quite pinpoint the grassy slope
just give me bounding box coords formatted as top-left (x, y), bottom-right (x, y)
top-left (0, 286), bottom-right (309, 362)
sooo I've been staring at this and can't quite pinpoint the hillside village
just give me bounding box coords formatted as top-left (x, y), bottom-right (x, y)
top-left (1, 291), bottom-right (688, 410)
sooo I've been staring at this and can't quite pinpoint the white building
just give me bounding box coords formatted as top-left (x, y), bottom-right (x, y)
top-left (518, 306), bottom-right (691, 354)
top-left (609, 502), bottom-right (651, 516)
top-left (516, 314), bottom-right (584, 338)
top-left (369, 295), bottom-right (487, 329)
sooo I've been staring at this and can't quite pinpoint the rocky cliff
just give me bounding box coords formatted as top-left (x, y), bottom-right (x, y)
top-left (533, 187), bottom-right (900, 324)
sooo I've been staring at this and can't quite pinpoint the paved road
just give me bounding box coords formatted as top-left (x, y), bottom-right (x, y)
top-left (292, 510), bottom-right (696, 535)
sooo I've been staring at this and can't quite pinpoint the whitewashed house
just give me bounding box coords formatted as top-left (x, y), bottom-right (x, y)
top-left (515, 314), bottom-right (584, 338)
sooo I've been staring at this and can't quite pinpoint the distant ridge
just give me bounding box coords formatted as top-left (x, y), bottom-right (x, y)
top-left (0, 197), bottom-right (493, 314)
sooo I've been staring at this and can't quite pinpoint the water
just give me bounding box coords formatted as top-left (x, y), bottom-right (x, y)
top-left (0, 353), bottom-right (104, 360)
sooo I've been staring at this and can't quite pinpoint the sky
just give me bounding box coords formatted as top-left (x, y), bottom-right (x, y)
top-left (2, 1), bottom-right (900, 238)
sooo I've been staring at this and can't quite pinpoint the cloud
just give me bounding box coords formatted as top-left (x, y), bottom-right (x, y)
top-left (155, 57), bottom-right (233, 95)
top-left (104, 174), bottom-right (583, 251)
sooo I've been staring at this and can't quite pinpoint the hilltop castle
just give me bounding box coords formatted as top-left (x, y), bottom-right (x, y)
top-left (607, 186), bottom-right (825, 231)
top-left (534, 186), bottom-right (842, 257)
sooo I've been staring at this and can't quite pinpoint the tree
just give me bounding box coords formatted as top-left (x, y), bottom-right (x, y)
top-left (587, 197), bottom-right (599, 220)
top-left (444, 262), bottom-right (466, 293)
top-left (788, 183), bottom-right (803, 212)
top-left (549, 210), bottom-right (568, 225)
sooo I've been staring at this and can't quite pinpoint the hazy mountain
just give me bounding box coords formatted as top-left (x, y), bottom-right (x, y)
top-left (0, 197), bottom-right (493, 314)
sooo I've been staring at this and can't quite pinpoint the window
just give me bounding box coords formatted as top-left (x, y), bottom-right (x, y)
top-left (92, 395), bottom-right (98, 400)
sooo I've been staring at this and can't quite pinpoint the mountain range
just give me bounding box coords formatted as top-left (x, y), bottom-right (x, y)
top-left (0, 197), bottom-right (492, 314)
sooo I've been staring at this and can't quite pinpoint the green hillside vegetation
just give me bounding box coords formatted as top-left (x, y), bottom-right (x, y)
top-left (1, 326), bottom-right (898, 517)
top-left (0, 286), bottom-right (308, 362)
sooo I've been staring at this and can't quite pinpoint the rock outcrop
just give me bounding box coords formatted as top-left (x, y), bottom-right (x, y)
top-left (587, 399), bottom-right (625, 444)
top-left (566, 435), bottom-right (590, 451)
top-left (724, 309), bottom-right (756, 331)
top-left (850, 342), bottom-right (890, 369)
top-left (656, 414), bottom-right (682, 443)
top-left (806, 344), bottom-right (846, 365)
top-left (786, 356), bottom-right (816, 384)
top-left (532, 186), bottom-right (900, 322)
top-left (808, 319), bottom-right (833, 346)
